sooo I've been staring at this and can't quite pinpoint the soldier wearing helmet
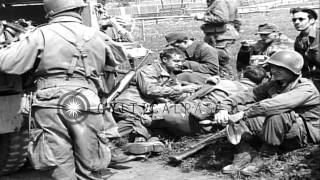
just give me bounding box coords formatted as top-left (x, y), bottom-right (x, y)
top-left (215, 50), bottom-right (320, 175)
top-left (0, 0), bottom-right (130, 179)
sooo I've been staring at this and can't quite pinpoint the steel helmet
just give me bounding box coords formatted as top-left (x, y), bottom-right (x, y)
top-left (44, 0), bottom-right (87, 18)
top-left (266, 50), bottom-right (304, 75)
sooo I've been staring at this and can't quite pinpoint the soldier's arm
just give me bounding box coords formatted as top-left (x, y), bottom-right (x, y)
top-left (103, 33), bottom-right (129, 67)
top-left (0, 30), bottom-right (42, 74)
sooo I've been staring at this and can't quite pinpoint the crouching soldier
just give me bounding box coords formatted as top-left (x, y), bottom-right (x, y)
top-left (215, 50), bottom-right (320, 175)
top-left (0, 0), bottom-right (129, 179)
top-left (113, 47), bottom-right (201, 154)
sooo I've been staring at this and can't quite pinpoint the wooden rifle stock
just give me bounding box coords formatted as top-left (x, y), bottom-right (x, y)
top-left (103, 50), bottom-right (151, 107)
top-left (169, 128), bottom-right (227, 162)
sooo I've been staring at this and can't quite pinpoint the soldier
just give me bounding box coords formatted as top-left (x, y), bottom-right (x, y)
top-left (0, 0), bottom-right (129, 179)
top-left (113, 47), bottom-right (201, 154)
top-left (165, 32), bottom-right (219, 84)
top-left (215, 50), bottom-right (320, 175)
top-left (146, 65), bottom-right (267, 136)
top-left (192, 0), bottom-right (241, 78)
top-left (290, 7), bottom-right (320, 90)
top-left (237, 23), bottom-right (294, 74)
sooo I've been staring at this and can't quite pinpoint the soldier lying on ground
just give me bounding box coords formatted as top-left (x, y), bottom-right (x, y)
top-left (144, 65), bottom-right (267, 136)
top-left (237, 23), bottom-right (294, 75)
top-left (215, 50), bottom-right (320, 176)
top-left (112, 46), bottom-right (202, 154)
top-left (165, 32), bottom-right (219, 84)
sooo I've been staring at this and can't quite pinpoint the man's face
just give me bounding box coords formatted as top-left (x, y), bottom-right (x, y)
top-left (260, 32), bottom-right (277, 43)
top-left (270, 64), bottom-right (295, 82)
top-left (163, 53), bottom-right (184, 72)
top-left (292, 12), bottom-right (314, 32)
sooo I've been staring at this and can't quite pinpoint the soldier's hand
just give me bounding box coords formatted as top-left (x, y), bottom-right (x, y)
top-left (214, 110), bottom-right (229, 124)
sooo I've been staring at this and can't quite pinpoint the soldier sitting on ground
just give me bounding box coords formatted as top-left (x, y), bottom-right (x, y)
top-left (237, 23), bottom-right (294, 75)
top-left (112, 46), bottom-right (201, 155)
top-left (165, 32), bottom-right (219, 84)
top-left (215, 50), bottom-right (320, 175)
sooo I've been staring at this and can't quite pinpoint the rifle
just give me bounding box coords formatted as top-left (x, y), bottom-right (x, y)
top-left (103, 49), bottom-right (151, 108)
top-left (169, 112), bottom-right (244, 162)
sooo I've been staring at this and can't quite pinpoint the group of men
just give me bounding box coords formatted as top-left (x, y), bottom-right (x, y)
top-left (0, 0), bottom-right (319, 179)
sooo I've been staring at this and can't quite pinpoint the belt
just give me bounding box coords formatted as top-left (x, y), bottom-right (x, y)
top-left (36, 76), bottom-right (97, 92)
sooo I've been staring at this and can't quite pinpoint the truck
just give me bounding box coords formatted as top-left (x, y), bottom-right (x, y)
top-left (0, 0), bottom-right (100, 175)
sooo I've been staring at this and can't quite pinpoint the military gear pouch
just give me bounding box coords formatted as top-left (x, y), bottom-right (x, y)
top-left (28, 128), bottom-right (57, 170)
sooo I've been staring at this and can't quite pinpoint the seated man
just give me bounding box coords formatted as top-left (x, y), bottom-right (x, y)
top-left (237, 23), bottom-right (294, 75)
top-left (147, 65), bottom-right (267, 136)
top-left (215, 50), bottom-right (320, 175)
top-left (113, 47), bottom-right (201, 154)
top-left (165, 32), bottom-right (219, 84)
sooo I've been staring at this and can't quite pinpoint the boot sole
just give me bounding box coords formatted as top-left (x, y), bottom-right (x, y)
top-left (124, 142), bottom-right (165, 155)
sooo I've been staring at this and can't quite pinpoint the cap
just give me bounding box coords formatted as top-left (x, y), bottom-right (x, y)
top-left (255, 23), bottom-right (279, 35)
top-left (165, 32), bottom-right (188, 45)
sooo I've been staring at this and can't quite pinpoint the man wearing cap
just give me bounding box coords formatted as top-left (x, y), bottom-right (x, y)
top-left (165, 32), bottom-right (219, 84)
top-left (215, 50), bottom-right (320, 175)
top-left (237, 23), bottom-right (294, 74)
top-left (291, 7), bottom-right (320, 90)
top-left (0, 0), bottom-right (130, 179)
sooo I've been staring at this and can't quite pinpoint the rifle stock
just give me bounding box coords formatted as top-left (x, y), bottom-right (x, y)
top-left (169, 128), bottom-right (227, 162)
top-left (103, 49), bottom-right (151, 107)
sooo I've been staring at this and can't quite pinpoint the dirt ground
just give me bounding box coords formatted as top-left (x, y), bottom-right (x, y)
top-left (0, 160), bottom-right (221, 180)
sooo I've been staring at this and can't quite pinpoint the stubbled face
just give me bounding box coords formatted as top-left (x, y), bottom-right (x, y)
top-left (163, 53), bottom-right (184, 72)
top-left (270, 64), bottom-right (295, 82)
top-left (292, 12), bottom-right (314, 32)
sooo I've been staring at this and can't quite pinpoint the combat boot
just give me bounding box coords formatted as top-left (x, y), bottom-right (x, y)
top-left (123, 137), bottom-right (165, 155)
top-left (222, 141), bottom-right (256, 174)
top-left (240, 143), bottom-right (279, 176)
top-left (109, 141), bottom-right (137, 164)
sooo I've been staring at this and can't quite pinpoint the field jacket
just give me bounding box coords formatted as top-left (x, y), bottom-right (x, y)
top-left (219, 76), bottom-right (320, 143)
top-left (294, 25), bottom-right (320, 73)
top-left (184, 41), bottom-right (219, 75)
top-left (0, 15), bottom-right (127, 109)
top-left (136, 62), bottom-right (187, 104)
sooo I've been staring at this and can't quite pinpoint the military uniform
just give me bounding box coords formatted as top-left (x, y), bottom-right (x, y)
top-left (177, 40), bottom-right (219, 84)
top-left (0, 14), bottom-right (127, 180)
top-left (200, 0), bottom-right (240, 78)
top-left (294, 25), bottom-right (320, 90)
top-left (113, 62), bottom-right (188, 139)
top-left (237, 34), bottom-right (294, 73)
top-left (219, 77), bottom-right (320, 148)
top-left (150, 78), bottom-right (258, 136)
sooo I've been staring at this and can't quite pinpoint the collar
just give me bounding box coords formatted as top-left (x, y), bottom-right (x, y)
top-left (49, 15), bottom-right (82, 24)
top-left (299, 24), bottom-right (317, 38)
top-left (154, 62), bottom-right (171, 77)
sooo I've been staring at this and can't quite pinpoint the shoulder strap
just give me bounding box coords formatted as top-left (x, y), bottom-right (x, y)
top-left (45, 23), bottom-right (93, 78)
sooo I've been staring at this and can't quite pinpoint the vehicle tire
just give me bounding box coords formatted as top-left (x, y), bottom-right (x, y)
top-left (0, 129), bottom-right (29, 175)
